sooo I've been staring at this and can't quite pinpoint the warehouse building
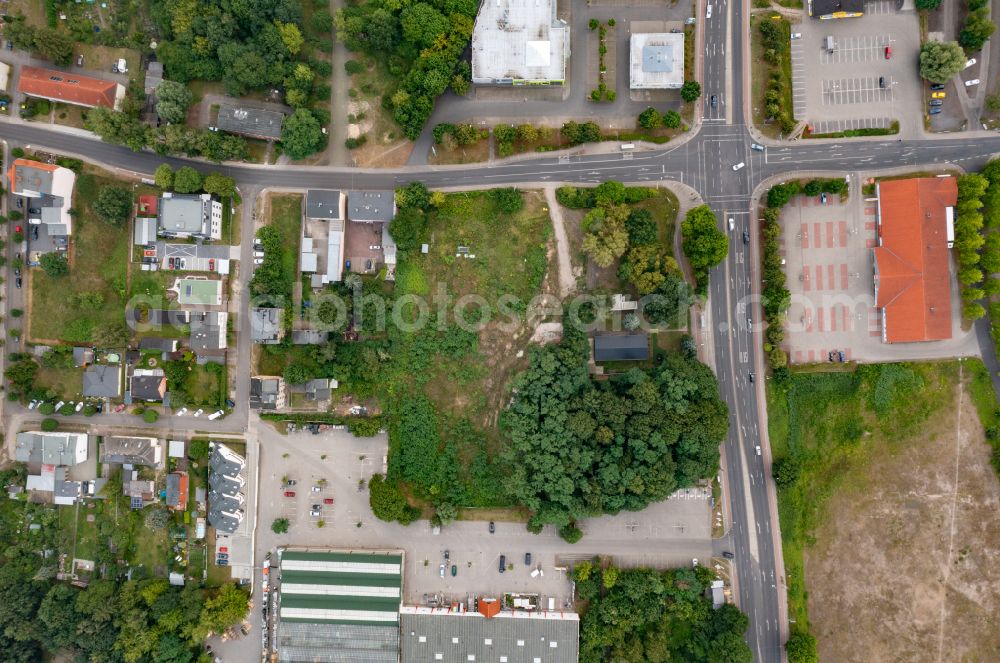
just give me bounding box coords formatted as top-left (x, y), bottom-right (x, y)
top-left (400, 606), bottom-right (579, 663)
top-left (470, 0), bottom-right (569, 85)
top-left (276, 549), bottom-right (403, 663)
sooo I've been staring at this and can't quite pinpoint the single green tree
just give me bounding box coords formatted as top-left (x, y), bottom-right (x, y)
top-left (172, 166), bottom-right (203, 193)
top-left (680, 80), bottom-right (702, 102)
top-left (919, 41), bottom-right (966, 83)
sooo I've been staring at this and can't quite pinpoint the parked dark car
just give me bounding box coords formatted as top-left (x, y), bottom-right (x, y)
top-left (31, 226), bottom-right (38, 240)
top-left (839, 350), bottom-right (845, 362)
top-left (743, 229), bottom-right (750, 244)
top-left (930, 83), bottom-right (946, 91)
top-left (28, 208), bottom-right (40, 214)
top-left (444, 550), bottom-right (450, 561)
top-left (748, 371), bottom-right (754, 383)
top-left (524, 552), bottom-right (532, 566)
top-left (489, 521), bottom-right (495, 534)
top-left (451, 565), bottom-right (457, 577)
top-left (929, 107), bottom-right (942, 115)
top-left (498, 555), bottom-right (506, 573)
top-left (829, 351), bottom-right (835, 362)
top-left (15, 277), bottom-right (22, 289)
top-left (15, 198), bottom-right (23, 208)
top-left (722, 551), bottom-right (735, 559)
top-left (710, 95), bottom-right (717, 107)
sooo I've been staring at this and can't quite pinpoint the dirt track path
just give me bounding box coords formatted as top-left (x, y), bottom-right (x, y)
top-left (543, 185), bottom-right (575, 298)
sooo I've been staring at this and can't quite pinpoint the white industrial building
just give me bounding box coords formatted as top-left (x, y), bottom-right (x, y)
top-left (471, 0), bottom-right (569, 85)
top-left (630, 33), bottom-right (685, 89)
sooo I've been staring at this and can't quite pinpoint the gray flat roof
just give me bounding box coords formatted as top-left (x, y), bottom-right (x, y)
top-left (593, 333), bottom-right (649, 361)
top-left (216, 104), bottom-right (285, 140)
top-left (400, 611), bottom-right (580, 663)
top-left (306, 190), bottom-right (343, 220)
top-left (347, 191), bottom-right (395, 222)
top-left (159, 194), bottom-right (208, 234)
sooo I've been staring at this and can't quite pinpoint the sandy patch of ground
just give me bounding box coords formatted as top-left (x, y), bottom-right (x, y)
top-left (805, 370), bottom-right (1000, 663)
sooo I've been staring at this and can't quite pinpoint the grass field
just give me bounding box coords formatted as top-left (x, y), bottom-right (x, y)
top-left (29, 171), bottom-right (130, 343)
top-left (35, 366), bottom-right (84, 400)
top-left (266, 193), bottom-right (303, 295)
top-left (767, 360), bottom-right (1000, 659)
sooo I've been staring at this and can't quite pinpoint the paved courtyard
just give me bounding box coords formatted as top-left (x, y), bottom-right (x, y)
top-left (792, 2), bottom-right (923, 137)
top-left (779, 183), bottom-right (978, 364)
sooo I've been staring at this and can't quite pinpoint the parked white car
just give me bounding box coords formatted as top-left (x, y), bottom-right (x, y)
top-left (790, 32), bottom-right (801, 40)
top-left (965, 79), bottom-right (980, 87)
top-left (75, 401), bottom-right (85, 412)
top-left (965, 58), bottom-right (977, 69)
top-left (176, 407), bottom-right (188, 416)
top-left (193, 408), bottom-right (204, 417)
top-left (732, 162), bottom-right (745, 171)
top-left (706, 4), bottom-right (712, 19)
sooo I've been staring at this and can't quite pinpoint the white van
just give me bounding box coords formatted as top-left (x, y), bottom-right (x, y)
top-left (706, 4), bottom-right (712, 19)
top-left (207, 410), bottom-right (224, 420)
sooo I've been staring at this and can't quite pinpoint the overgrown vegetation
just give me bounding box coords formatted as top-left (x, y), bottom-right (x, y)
top-left (336, 0), bottom-right (478, 139)
top-left (767, 362), bottom-right (957, 660)
top-left (501, 327), bottom-right (727, 536)
top-left (575, 561), bottom-right (752, 663)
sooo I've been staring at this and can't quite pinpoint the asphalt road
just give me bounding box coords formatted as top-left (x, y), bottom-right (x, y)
top-left (4, 1), bottom-right (1000, 659)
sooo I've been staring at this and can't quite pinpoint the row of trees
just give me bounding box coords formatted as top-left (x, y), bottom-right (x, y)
top-left (575, 562), bottom-right (752, 663)
top-left (86, 106), bottom-right (249, 162)
top-left (954, 173), bottom-right (991, 319)
top-left (336, 0), bottom-right (479, 139)
top-left (959, 0), bottom-right (995, 51)
top-left (758, 18), bottom-right (796, 134)
top-left (500, 326), bottom-right (728, 535)
top-left (638, 106), bottom-right (683, 131)
top-left (153, 164), bottom-right (238, 198)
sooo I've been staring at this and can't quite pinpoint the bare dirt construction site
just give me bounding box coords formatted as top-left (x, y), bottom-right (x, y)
top-left (804, 369), bottom-right (1000, 662)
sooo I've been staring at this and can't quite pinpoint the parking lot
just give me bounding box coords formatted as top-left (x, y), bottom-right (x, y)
top-left (253, 423), bottom-right (714, 603)
top-left (778, 184), bottom-right (977, 364)
top-left (793, 4), bottom-right (923, 137)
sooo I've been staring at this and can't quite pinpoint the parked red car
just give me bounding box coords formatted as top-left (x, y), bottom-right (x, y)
top-left (284, 491), bottom-right (295, 497)
top-left (323, 498), bottom-right (334, 505)
top-left (14, 225), bottom-right (22, 233)
top-left (208, 258), bottom-right (215, 271)
top-left (884, 46), bottom-right (892, 59)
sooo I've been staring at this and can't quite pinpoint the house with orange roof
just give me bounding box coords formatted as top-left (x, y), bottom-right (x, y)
top-left (873, 177), bottom-right (958, 343)
top-left (6, 158), bottom-right (76, 235)
top-left (17, 65), bottom-right (124, 110)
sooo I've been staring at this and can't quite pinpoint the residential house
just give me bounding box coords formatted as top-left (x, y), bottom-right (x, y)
top-left (347, 190), bottom-right (395, 224)
top-left (208, 443), bottom-right (247, 534)
top-left (123, 470), bottom-right (156, 508)
top-left (216, 104), bottom-right (285, 141)
top-left (15, 432), bottom-right (90, 505)
top-left (157, 193), bottom-right (222, 240)
top-left (168, 440), bottom-right (186, 459)
top-left (251, 308), bottom-right (283, 344)
top-left (289, 378), bottom-right (336, 402)
top-left (593, 333), bottom-right (650, 362)
top-left (190, 311), bottom-right (228, 353)
top-left (302, 190), bottom-right (346, 285)
top-left (6, 159), bottom-right (76, 236)
top-left (130, 369), bottom-right (167, 402)
top-left (250, 376), bottom-right (285, 410)
top-left (99, 436), bottom-right (163, 468)
top-left (18, 65), bottom-right (125, 110)
top-left (83, 364), bottom-right (122, 398)
top-left (165, 472), bottom-right (189, 511)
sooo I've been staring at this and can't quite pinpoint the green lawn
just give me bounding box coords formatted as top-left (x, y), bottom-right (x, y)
top-left (767, 362), bottom-right (963, 633)
top-left (188, 364), bottom-right (226, 408)
top-left (30, 172), bottom-right (130, 343)
top-left (267, 194), bottom-right (303, 294)
top-left (35, 366), bottom-right (84, 400)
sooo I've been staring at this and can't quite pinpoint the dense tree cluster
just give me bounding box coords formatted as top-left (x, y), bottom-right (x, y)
top-left (638, 106), bottom-right (682, 130)
top-left (93, 186), bottom-right (134, 226)
top-left (919, 40), bottom-right (966, 83)
top-left (500, 328), bottom-right (728, 531)
top-left (960, 0), bottom-right (995, 51)
top-left (250, 226), bottom-right (292, 299)
top-left (0, 500), bottom-right (249, 662)
top-left (681, 205), bottom-right (729, 291)
top-left (336, 0), bottom-right (478, 139)
top-left (575, 562), bottom-right (752, 663)
top-left (2, 17), bottom-right (74, 65)
top-left (86, 107), bottom-right (249, 162)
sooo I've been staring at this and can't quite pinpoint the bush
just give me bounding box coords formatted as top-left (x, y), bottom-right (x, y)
top-left (39, 402), bottom-right (55, 415)
top-left (143, 408), bottom-right (159, 423)
top-left (368, 474), bottom-right (409, 523)
top-left (271, 518), bottom-right (290, 534)
top-left (638, 107), bottom-right (661, 129)
top-left (347, 416), bottom-right (382, 437)
top-left (41, 417), bottom-right (58, 432)
top-left (680, 80), bottom-right (702, 102)
top-left (487, 187), bottom-right (524, 214)
top-left (344, 60), bottom-right (365, 74)
top-left (559, 522), bottom-right (583, 543)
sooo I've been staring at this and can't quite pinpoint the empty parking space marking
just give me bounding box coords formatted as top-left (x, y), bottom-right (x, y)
top-left (810, 116), bottom-right (893, 134)
top-left (839, 221), bottom-right (848, 246)
top-left (814, 222), bottom-right (822, 249)
top-left (841, 264), bottom-right (849, 289)
top-left (822, 77), bottom-right (893, 105)
top-left (865, 0), bottom-right (896, 15)
top-left (820, 34), bottom-right (891, 64)
top-left (815, 265), bottom-right (823, 290)
top-left (802, 266), bottom-right (811, 291)
top-left (826, 222), bottom-right (834, 248)
top-left (817, 307), bottom-right (824, 332)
